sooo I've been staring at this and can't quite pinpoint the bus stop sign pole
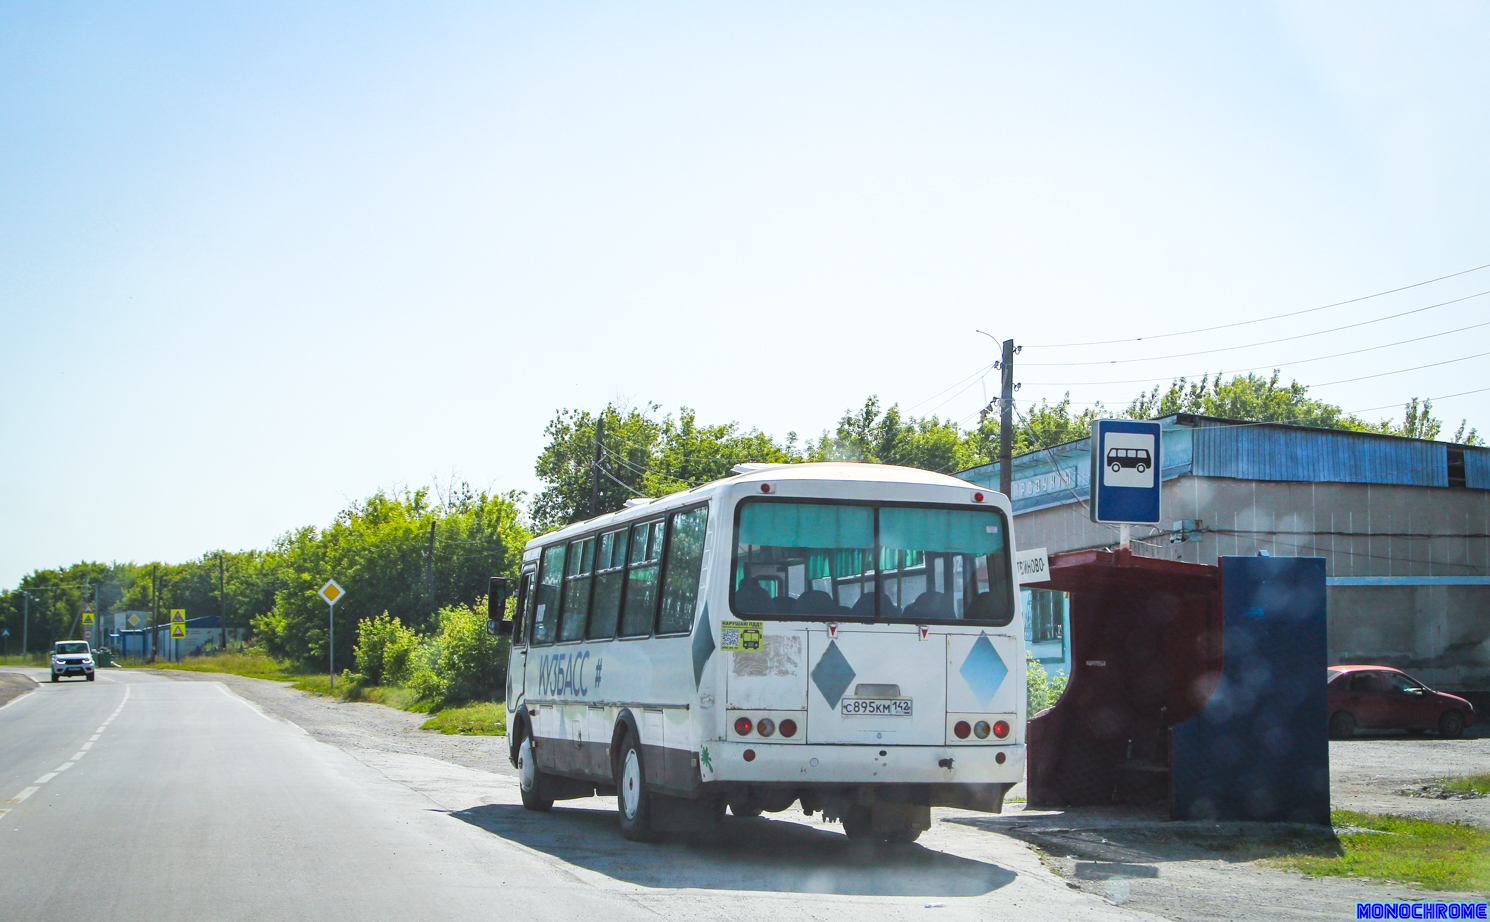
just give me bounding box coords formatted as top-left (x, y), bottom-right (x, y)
top-left (318, 580), bottom-right (345, 692)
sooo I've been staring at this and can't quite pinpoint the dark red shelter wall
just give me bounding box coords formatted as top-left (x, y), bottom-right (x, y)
top-left (1025, 550), bottom-right (1222, 809)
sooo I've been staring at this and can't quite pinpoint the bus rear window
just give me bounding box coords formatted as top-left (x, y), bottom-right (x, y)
top-left (733, 500), bottom-right (1013, 625)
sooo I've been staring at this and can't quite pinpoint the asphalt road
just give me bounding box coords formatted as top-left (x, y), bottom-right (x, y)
top-left (0, 669), bottom-right (1161, 922)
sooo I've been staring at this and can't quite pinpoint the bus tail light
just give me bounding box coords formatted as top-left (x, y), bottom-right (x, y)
top-left (778, 719), bottom-right (797, 738)
top-left (735, 716), bottom-right (754, 736)
top-left (756, 718), bottom-right (775, 737)
top-left (973, 721), bottom-right (991, 739)
top-left (953, 720), bottom-right (972, 740)
top-left (993, 720), bottom-right (1010, 739)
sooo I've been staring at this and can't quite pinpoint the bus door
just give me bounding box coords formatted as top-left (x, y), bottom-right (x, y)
top-left (805, 626), bottom-right (947, 745)
top-left (508, 567), bottom-right (536, 711)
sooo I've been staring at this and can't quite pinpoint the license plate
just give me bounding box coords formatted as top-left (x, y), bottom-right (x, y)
top-left (839, 697), bottom-right (913, 717)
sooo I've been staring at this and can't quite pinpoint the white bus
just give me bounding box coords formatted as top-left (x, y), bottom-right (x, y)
top-left (491, 462), bottom-right (1024, 843)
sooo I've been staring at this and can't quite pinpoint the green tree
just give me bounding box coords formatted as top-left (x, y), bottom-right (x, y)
top-left (811, 396), bottom-right (977, 473)
top-left (1124, 371), bottom-right (1365, 428)
top-left (251, 485), bottom-right (528, 668)
top-left (532, 403), bottom-right (798, 530)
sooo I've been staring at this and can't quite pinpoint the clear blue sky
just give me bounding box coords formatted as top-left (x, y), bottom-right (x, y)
top-left (3, 1), bottom-right (1488, 587)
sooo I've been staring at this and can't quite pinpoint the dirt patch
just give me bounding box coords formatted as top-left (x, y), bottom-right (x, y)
top-left (0, 671), bottom-right (37, 708)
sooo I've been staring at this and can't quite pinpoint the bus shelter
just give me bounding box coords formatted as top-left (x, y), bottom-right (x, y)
top-left (1022, 549), bottom-right (1329, 824)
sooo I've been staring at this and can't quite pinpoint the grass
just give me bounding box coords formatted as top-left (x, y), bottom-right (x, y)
top-left (1261, 810), bottom-right (1490, 892)
top-left (420, 701), bottom-right (507, 735)
top-left (1441, 774), bottom-right (1490, 797)
top-left (127, 650), bottom-right (303, 681)
top-left (0, 653), bottom-right (48, 667)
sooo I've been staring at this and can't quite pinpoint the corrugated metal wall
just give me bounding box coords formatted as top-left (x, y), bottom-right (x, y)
top-left (1466, 446), bottom-right (1490, 490)
top-left (1191, 425), bottom-right (1449, 487)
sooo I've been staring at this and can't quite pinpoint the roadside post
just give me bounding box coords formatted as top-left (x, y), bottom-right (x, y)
top-left (317, 580), bottom-right (345, 692)
top-left (1089, 419), bottom-right (1164, 548)
top-left (82, 604), bottom-right (95, 647)
top-left (170, 610), bottom-right (186, 662)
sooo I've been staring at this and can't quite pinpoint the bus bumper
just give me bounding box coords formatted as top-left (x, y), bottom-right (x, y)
top-left (707, 740), bottom-right (1025, 787)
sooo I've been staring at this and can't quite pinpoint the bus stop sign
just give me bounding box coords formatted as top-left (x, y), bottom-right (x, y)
top-left (1089, 419), bottom-right (1163, 525)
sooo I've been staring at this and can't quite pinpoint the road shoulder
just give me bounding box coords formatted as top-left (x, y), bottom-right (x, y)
top-left (0, 670), bottom-right (38, 708)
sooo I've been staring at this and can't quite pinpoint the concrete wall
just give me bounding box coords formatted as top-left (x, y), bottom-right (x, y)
top-left (1010, 476), bottom-right (1490, 690)
top-left (1328, 585), bottom-right (1490, 690)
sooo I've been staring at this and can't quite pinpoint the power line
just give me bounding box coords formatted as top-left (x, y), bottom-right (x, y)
top-left (1022, 348), bottom-right (1490, 388)
top-left (1310, 351), bottom-right (1490, 388)
top-left (1030, 261), bottom-right (1490, 348)
top-left (1020, 291), bottom-right (1490, 366)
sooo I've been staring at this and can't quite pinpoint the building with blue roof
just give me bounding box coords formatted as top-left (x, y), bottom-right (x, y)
top-left (960, 414), bottom-right (1490, 691)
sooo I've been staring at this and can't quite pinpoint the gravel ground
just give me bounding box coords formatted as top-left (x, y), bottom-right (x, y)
top-left (0, 671), bottom-right (37, 709)
top-left (139, 668), bottom-right (1489, 917)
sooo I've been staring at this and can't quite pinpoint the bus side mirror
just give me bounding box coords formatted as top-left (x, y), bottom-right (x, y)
top-left (487, 577), bottom-right (513, 635)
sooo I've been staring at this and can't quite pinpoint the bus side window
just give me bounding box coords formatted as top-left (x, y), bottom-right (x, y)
top-left (560, 536), bottom-right (595, 642)
top-left (587, 528), bottom-right (629, 640)
top-left (658, 506), bottom-right (709, 634)
top-left (619, 520), bottom-right (665, 637)
top-left (531, 544), bottom-right (565, 645)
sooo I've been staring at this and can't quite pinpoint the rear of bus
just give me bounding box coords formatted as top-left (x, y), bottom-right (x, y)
top-left (704, 464), bottom-right (1023, 842)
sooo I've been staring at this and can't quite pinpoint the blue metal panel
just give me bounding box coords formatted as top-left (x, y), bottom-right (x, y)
top-left (1171, 556), bottom-right (1330, 824)
top-left (1191, 425), bottom-right (1448, 487)
top-left (961, 423), bottom-right (1194, 514)
top-left (1467, 446), bottom-right (1490, 489)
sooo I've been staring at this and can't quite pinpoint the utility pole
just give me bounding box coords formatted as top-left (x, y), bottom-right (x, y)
top-left (219, 554), bottom-right (227, 650)
top-left (998, 338), bottom-right (1016, 499)
top-left (425, 521), bottom-right (437, 610)
top-left (978, 337), bottom-right (1021, 498)
top-left (590, 416), bottom-right (605, 519)
top-left (21, 591), bottom-right (29, 658)
top-left (150, 564), bottom-right (158, 663)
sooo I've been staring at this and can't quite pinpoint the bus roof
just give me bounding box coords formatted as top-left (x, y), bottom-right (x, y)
top-left (524, 462), bottom-right (987, 551)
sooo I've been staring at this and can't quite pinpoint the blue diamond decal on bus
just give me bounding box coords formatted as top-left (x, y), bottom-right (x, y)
top-left (811, 640), bottom-right (857, 709)
top-left (691, 604), bottom-right (715, 689)
top-left (960, 635), bottom-right (1008, 707)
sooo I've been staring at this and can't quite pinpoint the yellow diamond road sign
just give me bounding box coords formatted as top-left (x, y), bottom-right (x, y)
top-left (170, 623), bottom-right (186, 639)
top-left (170, 609), bottom-right (186, 624)
top-left (318, 580), bottom-right (345, 605)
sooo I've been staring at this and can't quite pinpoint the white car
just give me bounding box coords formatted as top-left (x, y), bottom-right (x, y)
top-left (52, 641), bottom-right (95, 682)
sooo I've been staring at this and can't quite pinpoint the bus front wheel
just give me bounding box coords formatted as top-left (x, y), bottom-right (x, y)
top-left (615, 731), bottom-right (658, 842)
top-left (517, 729), bottom-right (554, 812)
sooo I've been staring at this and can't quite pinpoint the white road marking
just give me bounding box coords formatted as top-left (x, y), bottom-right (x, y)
top-left (7, 787), bottom-right (38, 803)
top-left (56, 761), bottom-right (76, 772)
top-left (71, 751), bottom-right (87, 760)
top-left (88, 735), bottom-right (100, 742)
top-left (214, 682), bottom-right (274, 722)
top-left (34, 774), bottom-right (57, 785)
top-left (81, 741), bottom-right (93, 750)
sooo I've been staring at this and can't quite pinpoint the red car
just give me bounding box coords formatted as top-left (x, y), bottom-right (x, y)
top-left (1327, 666), bottom-right (1476, 739)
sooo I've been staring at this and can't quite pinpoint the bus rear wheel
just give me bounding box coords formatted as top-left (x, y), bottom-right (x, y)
top-left (615, 731), bottom-right (658, 842)
top-left (516, 728), bottom-right (553, 812)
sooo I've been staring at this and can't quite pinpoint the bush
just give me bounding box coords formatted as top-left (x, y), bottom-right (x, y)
top-left (1027, 653), bottom-right (1068, 715)
top-left (353, 612), bottom-right (420, 686)
top-left (407, 601), bottom-right (508, 708)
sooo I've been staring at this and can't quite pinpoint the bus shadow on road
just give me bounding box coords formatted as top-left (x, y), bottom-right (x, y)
top-left (450, 802), bottom-right (1016, 896)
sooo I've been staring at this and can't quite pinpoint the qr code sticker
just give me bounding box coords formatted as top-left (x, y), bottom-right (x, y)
top-left (721, 628), bottom-right (741, 649)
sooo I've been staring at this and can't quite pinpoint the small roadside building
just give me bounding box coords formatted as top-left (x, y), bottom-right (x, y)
top-left (960, 414), bottom-right (1490, 693)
